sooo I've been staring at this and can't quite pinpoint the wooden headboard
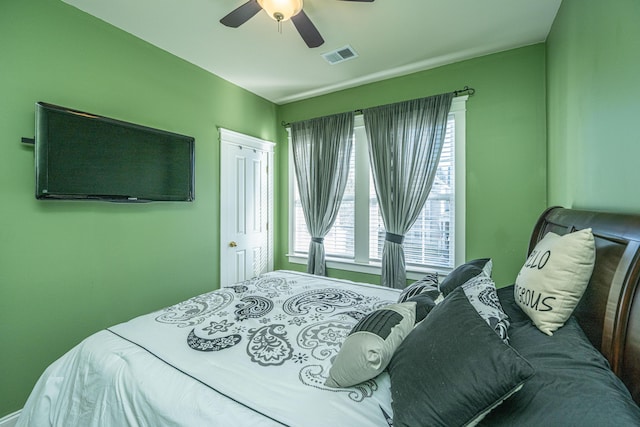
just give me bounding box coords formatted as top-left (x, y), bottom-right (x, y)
top-left (528, 207), bottom-right (640, 404)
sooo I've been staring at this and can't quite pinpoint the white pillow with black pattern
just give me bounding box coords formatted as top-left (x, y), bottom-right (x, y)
top-left (461, 272), bottom-right (510, 343)
top-left (325, 302), bottom-right (416, 388)
top-left (398, 272), bottom-right (439, 303)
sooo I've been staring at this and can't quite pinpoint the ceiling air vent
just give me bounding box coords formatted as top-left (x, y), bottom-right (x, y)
top-left (322, 45), bottom-right (358, 65)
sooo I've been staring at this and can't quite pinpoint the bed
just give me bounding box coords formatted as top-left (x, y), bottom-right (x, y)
top-left (16, 207), bottom-right (640, 426)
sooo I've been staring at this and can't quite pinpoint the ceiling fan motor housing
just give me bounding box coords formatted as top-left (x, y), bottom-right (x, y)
top-left (258, 0), bottom-right (303, 22)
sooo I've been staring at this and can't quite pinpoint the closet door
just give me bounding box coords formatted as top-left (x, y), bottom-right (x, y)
top-left (219, 129), bottom-right (274, 287)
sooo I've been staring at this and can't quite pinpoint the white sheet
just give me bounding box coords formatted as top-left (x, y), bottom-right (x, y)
top-left (18, 271), bottom-right (400, 426)
top-left (17, 330), bottom-right (280, 427)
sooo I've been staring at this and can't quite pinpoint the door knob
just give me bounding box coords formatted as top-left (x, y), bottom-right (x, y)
top-left (229, 241), bottom-right (238, 247)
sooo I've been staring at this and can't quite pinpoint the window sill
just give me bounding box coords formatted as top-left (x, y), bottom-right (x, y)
top-left (286, 254), bottom-right (452, 281)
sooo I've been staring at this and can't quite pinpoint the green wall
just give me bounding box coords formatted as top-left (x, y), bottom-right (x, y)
top-left (547, 0), bottom-right (640, 212)
top-left (0, 0), bottom-right (277, 416)
top-left (276, 45), bottom-right (548, 288)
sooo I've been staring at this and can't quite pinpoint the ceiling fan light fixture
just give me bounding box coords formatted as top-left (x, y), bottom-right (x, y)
top-left (257, 0), bottom-right (303, 22)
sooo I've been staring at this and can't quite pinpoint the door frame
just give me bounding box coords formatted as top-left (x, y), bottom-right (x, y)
top-left (219, 128), bottom-right (275, 286)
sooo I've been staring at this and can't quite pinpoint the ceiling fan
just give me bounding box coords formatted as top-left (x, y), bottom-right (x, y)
top-left (220, 0), bottom-right (375, 48)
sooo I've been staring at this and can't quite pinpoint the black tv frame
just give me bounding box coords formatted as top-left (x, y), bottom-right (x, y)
top-left (33, 102), bottom-right (195, 203)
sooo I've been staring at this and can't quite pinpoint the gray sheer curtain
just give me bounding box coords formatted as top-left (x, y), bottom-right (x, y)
top-left (364, 93), bottom-right (453, 288)
top-left (291, 112), bottom-right (354, 275)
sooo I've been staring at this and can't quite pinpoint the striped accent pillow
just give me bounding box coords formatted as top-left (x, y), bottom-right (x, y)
top-left (398, 272), bottom-right (439, 302)
top-left (325, 302), bottom-right (416, 388)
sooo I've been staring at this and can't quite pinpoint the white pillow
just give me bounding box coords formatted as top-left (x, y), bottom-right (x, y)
top-left (514, 228), bottom-right (596, 335)
top-left (461, 272), bottom-right (510, 343)
top-left (325, 302), bottom-right (416, 388)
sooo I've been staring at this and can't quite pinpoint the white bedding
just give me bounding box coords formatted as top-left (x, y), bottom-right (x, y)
top-left (18, 271), bottom-right (400, 426)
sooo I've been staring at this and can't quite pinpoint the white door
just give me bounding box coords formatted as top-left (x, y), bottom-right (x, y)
top-left (219, 129), bottom-right (274, 287)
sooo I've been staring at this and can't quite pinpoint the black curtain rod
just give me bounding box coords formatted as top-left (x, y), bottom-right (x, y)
top-left (281, 85), bottom-right (475, 128)
top-left (453, 85), bottom-right (476, 97)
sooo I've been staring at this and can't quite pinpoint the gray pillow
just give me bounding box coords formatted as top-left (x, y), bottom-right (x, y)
top-left (388, 288), bottom-right (534, 427)
top-left (439, 258), bottom-right (492, 296)
top-left (406, 293), bottom-right (439, 323)
top-left (325, 301), bottom-right (416, 388)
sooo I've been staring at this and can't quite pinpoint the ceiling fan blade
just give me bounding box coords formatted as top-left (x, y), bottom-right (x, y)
top-left (220, 0), bottom-right (262, 28)
top-left (339, 0), bottom-right (375, 2)
top-left (291, 10), bottom-right (324, 48)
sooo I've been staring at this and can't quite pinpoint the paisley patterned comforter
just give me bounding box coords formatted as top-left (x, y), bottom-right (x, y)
top-left (19, 270), bottom-right (400, 427)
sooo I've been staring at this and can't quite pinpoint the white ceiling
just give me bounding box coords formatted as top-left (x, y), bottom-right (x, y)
top-left (61, 0), bottom-right (562, 105)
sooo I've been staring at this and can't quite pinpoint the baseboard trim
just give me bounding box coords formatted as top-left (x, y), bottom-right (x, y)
top-left (0, 410), bottom-right (21, 427)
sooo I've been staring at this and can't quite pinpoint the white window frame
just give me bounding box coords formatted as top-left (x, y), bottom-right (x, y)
top-left (287, 96), bottom-right (466, 280)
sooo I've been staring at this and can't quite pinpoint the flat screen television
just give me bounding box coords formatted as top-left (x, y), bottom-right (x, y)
top-left (35, 102), bottom-right (195, 202)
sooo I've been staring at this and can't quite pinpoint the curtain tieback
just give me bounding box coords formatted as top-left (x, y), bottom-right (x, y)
top-left (385, 232), bottom-right (405, 244)
top-left (311, 237), bottom-right (324, 244)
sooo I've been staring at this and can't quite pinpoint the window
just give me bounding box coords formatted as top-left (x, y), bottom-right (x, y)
top-left (289, 96), bottom-right (466, 278)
